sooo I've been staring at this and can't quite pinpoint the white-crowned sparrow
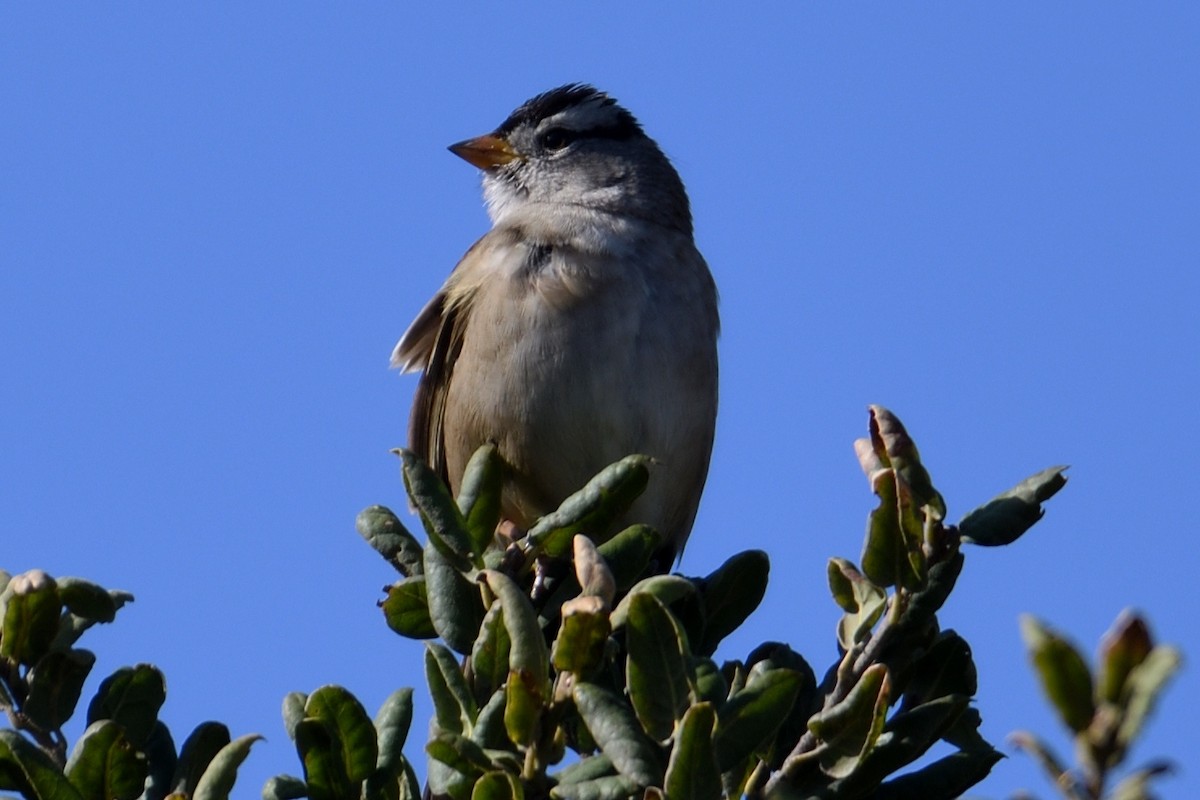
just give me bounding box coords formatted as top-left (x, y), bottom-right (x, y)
top-left (392, 84), bottom-right (718, 566)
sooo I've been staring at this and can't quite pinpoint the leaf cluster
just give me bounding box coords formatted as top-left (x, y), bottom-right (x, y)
top-left (0, 570), bottom-right (258, 800)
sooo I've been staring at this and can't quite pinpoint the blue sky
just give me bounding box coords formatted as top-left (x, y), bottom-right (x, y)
top-left (3, 4), bottom-right (1197, 797)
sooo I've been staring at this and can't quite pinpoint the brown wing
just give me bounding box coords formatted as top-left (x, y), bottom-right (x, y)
top-left (407, 297), bottom-right (470, 482)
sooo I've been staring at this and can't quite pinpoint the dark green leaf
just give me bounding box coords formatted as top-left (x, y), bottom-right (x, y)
top-left (550, 774), bottom-right (639, 800)
top-left (24, 649), bottom-right (96, 731)
top-left (807, 663), bottom-right (890, 778)
top-left (470, 691), bottom-right (508, 751)
top-left (470, 603), bottom-right (511, 705)
top-left (0, 728), bottom-right (84, 799)
top-left (900, 630), bottom-right (977, 709)
top-left (425, 644), bottom-right (478, 735)
top-left (400, 448), bottom-right (477, 568)
top-left (609, 575), bottom-right (697, 630)
top-left (692, 657), bottom-right (728, 705)
top-left (425, 733), bottom-right (491, 777)
top-left (959, 466), bottom-right (1068, 546)
top-left (425, 542), bottom-right (485, 655)
top-left (1020, 616), bottom-right (1096, 733)
top-left (56, 578), bottom-right (121, 624)
top-left (595, 525), bottom-right (661, 591)
top-left (664, 703), bottom-right (720, 800)
top-left (0, 569), bottom-right (61, 667)
top-left (865, 406), bottom-right (946, 520)
top-left (86, 664), bottom-right (167, 747)
top-left (140, 721), bottom-right (177, 800)
top-left (374, 688), bottom-right (414, 776)
top-left (382, 576), bottom-right (437, 640)
top-left (698, 550), bottom-right (769, 656)
top-left (456, 443), bottom-right (504, 558)
top-left (65, 721), bottom-right (147, 800)
top-left (873, 749), bottom-right (1003, 799)
top-left (483, 571), bottom-right (549, 683)
top-left (626, 594), bottom-right (691, 740)
top-left (170, 721), bottom-right (230, 797)
top-left (525, 455), bottom-right (652, 558)
top-left (357, 505), bottom-right (425, 577)
top-left (1098, 610), bottom-right (1154, 705)
top-left (296, 719), bottom-right (353, 800)
top-left (572, 682), bottom-right (663, 788)
top-left (714, 668), bottom-right (804, 772)
top-left (305, 686), bottom-right (379, 784)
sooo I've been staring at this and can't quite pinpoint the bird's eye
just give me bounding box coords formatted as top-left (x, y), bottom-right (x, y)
top-left (539, 128), bottom-right (576, 151)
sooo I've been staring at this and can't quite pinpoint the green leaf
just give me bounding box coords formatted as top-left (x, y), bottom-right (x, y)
top-left (551, 599), bottom-right (611, 676)
top-left (550, 774), bottom-right (639, 800)
top-left (714, 667), bottom-right (804, 772)
top-left (357, 505), bottom-right (425, 577)
top-left (864, 406), bottom-right (946, 520)
top-left (1020, 615), bottom-right (1096, 733)
top-left (1117, 644), bottom-right (1182, 748)
top-left (873, 749), bottom-right (1003, 799)
top-left (553, 754), bottom-right (615, 786)
top-left (595, 525), bottom-right (661, 591)
top-left (664, 703), bottom-right (720, 800)
top-left (140, 721), bottom-right (177, 800)
top-left (425, 541), bottom-right (485, 655)
top-left (609, 575), bottom-right (698, 630)
top-left (572, 683), bottom-right (663, 788)
top-left (482, 571), bottom-right (549, 684)
top-left (470, 603), bottom-right (511, 705)
top-left (426, 644), bottom-right (479, 735)
top-left (0, 729), bottom-right (84, 800)
top-left (262, 774), bottom-right (308, 800)
top-left (958, 466), bottom-right (1068, 546)
top-left (524, 455), bottom-right (652, 558)
top-left (86, 664), bottom-right (167, 747)
top-left (0, 569), bottom-right (61, 667)
top-left (827, 558), bottom-right (887, 649)
top-left (470, 690), bottom-right (509, 751)
top-left (400, 448), bottom-right (477, 567)
top-left (305, 686), bottom-right (379, 784)
top-left (374, 688), bottom-right (415, 776)
top-left (807, 663), bottom-right (890, 778)
top-left (49, 589), bottom-right (133, 651)
top-left (296, 719), bottom-right (353, 800)
top-left (425, 732), bottom-right (492, 777)
top-left (170, 721), bottom-right (230, 797)
top-left (692, 657), bottom-right (729, 705)
top-left (24, 649), bottom-right (96, 731)
top-left (382, 576), bottom-right (438, 640)
top-left (56, 578), bottom-right (122, 624)
top-left (471, 770), bottom-right (522, 800)
top-left (1098, 610), bottom-right (1154, 705)
top-left (457, 443), bottom-right (504, 558)
top-left (899, 630), bottom-right (977, 709)
top-left (65, 721), bottom-right (147, 800)
top-left (189, 733), bottom-right (262, 800)
top-left (282, 692), bottom-right (308, 741)
top-left (625, 594), bottom-right (691, 740)
top-left (698, 550), bottom-right (769, 656)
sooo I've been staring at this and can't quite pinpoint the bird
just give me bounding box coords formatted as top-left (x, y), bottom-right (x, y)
top-left (391, 84), bottom-right (718, 567)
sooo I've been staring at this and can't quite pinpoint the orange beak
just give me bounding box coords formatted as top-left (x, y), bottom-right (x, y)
top-left (448, 134), bottom-right (520, 170)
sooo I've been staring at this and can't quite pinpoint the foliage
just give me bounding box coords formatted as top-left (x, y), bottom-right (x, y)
top-left (338, 406), bottom-right (1066, 799)
top-left (1012, 610), bottom-right (1181, 800)
top-left (0, 570), bottom-right (259, 800)
top-left (3, 406), bottom-right (1178, 800)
